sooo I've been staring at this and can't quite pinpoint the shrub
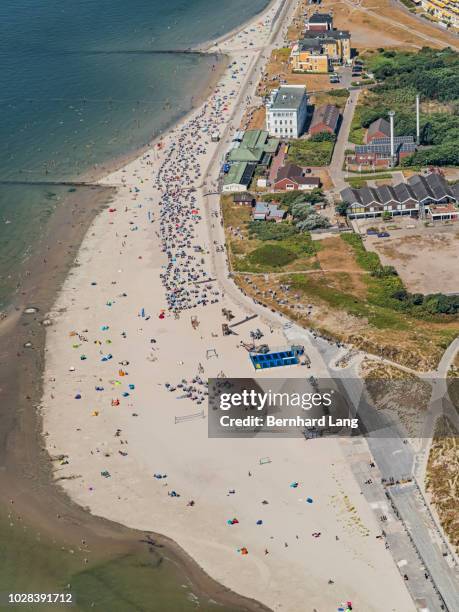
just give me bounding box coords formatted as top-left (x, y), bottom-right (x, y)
top-left (310, 131), bottom-right (336, 142)
top-left (248, 244), bottom-right (297, 268)
top-left (248, 222), bottom-right (298, 241)
top-left (329, 88), bottom-right (349, 97)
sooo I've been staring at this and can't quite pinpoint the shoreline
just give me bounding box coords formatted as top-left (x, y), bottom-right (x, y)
top-left (195, 0), bottom-right (281, 52)
top-left (39, 0), bottom-right (417, 610)
top-left (0, 1), bottom-right (283, 609)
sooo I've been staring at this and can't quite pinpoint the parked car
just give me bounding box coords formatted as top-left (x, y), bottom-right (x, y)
top-left (377, 232), bottom-right (390, 238)
top-left (366, 229), bottom-right (378, 235)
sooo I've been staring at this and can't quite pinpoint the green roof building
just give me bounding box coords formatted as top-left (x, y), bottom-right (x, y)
top-left (228, 129), bottom-right (279, 164)
top-left (222, 162), bottom-right (257, 192)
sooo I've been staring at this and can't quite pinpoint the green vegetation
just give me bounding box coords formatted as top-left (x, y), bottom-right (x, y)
top-left (261, 189), bottom-right (323, 209)
top-left (248, 244), bottom-right (297, 268)
top-left (353, 48), bottom-right (459, 165)
top-left (309, 131), bottom-right (336, 142)
top-left (349, 105), bottom-right (366, 144)
top-left (328, 88), bottom-right (349, 98)
top-left (346, 177), bottom-right (368, 188)
top-left (366, 47), bottom-right (459, 102)
top-left (290, 199), bottom-right (331, 231)
top-left (222, 196), bottom-right (320, 273)
top-left (345, 173), bottom-right (393, 189)
top-left (235, 233), bottom-right (318, 272)
top-left (248, 221), bottom-right (299, 241)
top-left (335, 201), bottom-right (350, 216)
top-left (288, 139), bottom-right (334, 166)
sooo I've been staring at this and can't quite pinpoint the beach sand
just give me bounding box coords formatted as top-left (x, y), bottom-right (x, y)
top-left (41, 1), bottom-right (416, 610)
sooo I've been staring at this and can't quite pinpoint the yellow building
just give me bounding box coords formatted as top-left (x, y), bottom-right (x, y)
top-left (290, 30), bottom-right (351, 73)
top-left (421, 0), bottom-right (459, 29)
top-left (290, 42), bottom-right (329, 72)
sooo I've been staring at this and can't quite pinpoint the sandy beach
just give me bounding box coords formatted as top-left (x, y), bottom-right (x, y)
top-left (41, 1), bottom-right (416, 610)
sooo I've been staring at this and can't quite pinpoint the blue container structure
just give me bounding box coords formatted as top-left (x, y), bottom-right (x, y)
top-left (249, 345), bottom-right (304, 370)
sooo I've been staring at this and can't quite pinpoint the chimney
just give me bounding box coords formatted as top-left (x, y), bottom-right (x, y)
top-left (388, 111), bottom-right (395, 161)
top-left (416, 95), bottom-right (420, 145)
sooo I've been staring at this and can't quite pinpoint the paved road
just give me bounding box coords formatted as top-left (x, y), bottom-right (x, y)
top-left (329, 88), bottom-right (361, 193)
top-left (345, 440), bottom-right (444, 612)
top-left (389, 483), bottom-right (459, 612)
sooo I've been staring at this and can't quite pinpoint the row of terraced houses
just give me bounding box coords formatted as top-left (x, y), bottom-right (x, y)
top-left (341, 173), bottom-right (459, 221)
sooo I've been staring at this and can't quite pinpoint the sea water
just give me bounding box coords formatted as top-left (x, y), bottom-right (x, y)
top-left (0, 0), bottom-right (269, 307)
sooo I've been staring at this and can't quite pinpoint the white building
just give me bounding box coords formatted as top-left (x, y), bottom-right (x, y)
top-left (266, 85), bottom-right (308, 138)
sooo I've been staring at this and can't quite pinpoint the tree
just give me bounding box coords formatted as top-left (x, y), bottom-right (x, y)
top-left (296, 214), bottom-right (331, 231)
top-left (310, 131), bottom-right (336, 142)
top-left (291, 201), bottom-right (314, 221)
top-left (336, 201), bottom-right (350, 216)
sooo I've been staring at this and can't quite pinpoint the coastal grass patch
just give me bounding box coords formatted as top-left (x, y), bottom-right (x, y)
top-left (232, 232), bottom-right (459, 369)
top-left (287, 139), bottom-right (334, 167)
top-left (313, 89), bottom-right (349, 111)
top-left (247, 244), bottom-right (297, 268)
top-left (346, 177), bottom-right (368, 189)
top-left (221, 195), bottom-right (319, 274)
top-left (234, 233), bottom-right (319, 273)
top-left (426, 416), bottom-right (459, 553)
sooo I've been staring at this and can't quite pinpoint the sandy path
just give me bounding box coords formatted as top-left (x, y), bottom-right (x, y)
top-left (41, 2), bottom-right (416, 610)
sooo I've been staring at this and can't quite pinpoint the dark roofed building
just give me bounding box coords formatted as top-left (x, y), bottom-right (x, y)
top-left (233, 192), bottom-right (255, 206)
top-left (366, 118), bottom-right (390, 143)
top-left (274, 163), bottom-right (321, 191)
top-left (305, 13), bottom-right (334, 31)
top-left (348, 137), bottom-right (416, 170)
top-left (340, 173), bottom-right (458, 219)
top-left (407, 173), bottom-right (454, 203)
top-left (309, 104), bottom-right (340, 136)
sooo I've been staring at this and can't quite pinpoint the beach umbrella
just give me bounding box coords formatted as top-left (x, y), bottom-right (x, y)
top-left (306, 497), bottom-right (313, 504)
